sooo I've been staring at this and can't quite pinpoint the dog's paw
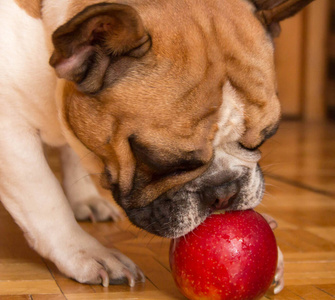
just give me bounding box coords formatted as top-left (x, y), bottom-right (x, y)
top-left (261, 213), bottom-right (278, 230)
top-left (71, 196), bottom-right (123, 222)
top-left (261, 213), bottom-right (284, 294)
top-left (58, 246), bottom-right (145, 287)
top-left (273, 246), bottom-right (284, 294)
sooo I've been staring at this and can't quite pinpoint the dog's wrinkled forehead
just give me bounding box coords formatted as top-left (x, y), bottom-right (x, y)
top-left (131, 0), bottom-right (281, 150)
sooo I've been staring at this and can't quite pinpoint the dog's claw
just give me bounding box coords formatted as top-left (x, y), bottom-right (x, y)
top-left (123, 268), bottom-right (136, 287)
top-left (273, 246), bottom-right (284, 294)
top-left (274, 275), bottom-right (284, 294)
top-left (99, 269), bottom-right (109, 287)
top-left (261, 213), bottom-right (278, 230)
top-left (89, 212), bottom-right (97, 223)
top-left (136, 266), bottom-right (146, 282)
top-left (72, 197), bottom-right (123, 222)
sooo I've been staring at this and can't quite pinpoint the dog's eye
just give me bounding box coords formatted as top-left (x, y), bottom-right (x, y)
top-left (150, 160), bottom-right (204, 182)
top-left (240, 122), bottom-right (279, 151)
top-left (129, 135), bottom-right (205, 175)
top-left (165, 159), bottom-right (205, 175)
top-left (236, 142), bottom-right (262, 163)
top-left (239, 142), bottom-right (262, 152)
top-left (239, 122), bottom-right (280, 151)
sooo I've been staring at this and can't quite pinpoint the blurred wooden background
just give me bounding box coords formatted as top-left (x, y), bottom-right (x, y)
top-left (275, 0), bottom-right (332, 121)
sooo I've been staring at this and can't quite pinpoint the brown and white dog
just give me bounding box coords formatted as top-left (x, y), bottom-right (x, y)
top-left (0, 0), bottom-right (312, 293)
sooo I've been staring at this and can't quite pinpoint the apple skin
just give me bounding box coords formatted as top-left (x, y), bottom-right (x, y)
top-left (169, 210), bottom-right (278, 300)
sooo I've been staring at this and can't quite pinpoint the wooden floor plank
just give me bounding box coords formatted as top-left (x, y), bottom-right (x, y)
top-left (265, 288), bottom-right (305, 300)
top-left (283, 252), bottom-right (335, 262)
top-left (32, 295), bottom-right (66, 300)
top-left (288, 285), bottom-right (335, 300)
top-left (117, 254), bottom-right (185, 299)
top-left (0, 296), bottom-right (31, 300)
top-left (53, 278), bottom-right (96, 295)
top-left (307, 227), bottom-right (335, 243)
top-left (0, 281), bottom-right (61, 295)
top-left (274, 229), bottom-right (335, 253)
top-left (314, 285), bottom-right (335, 297)
top-left (0, 263), bottom-right (53, 281)
top-left (66, 290), bottom-right (186, 300)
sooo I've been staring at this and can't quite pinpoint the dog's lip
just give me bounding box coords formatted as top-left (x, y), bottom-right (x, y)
top-left (124, 200), bottom-right (212, 239)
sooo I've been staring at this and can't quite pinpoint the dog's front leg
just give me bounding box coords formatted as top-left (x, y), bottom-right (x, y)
top-left (60, 145), bottom-right (123, 222)
top-left (0, 127), bottom-right (144, 286)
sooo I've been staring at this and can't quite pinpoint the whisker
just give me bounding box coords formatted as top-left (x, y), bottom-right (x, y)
top-left (264, 182), bottom-right (279, 188)
top-left (263, 193), bottom-right (275, 200)
top-left (261, 163), bottom-right (282, 172)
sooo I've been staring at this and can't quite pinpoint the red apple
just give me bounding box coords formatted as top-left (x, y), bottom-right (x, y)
top-left (169, 210), bottom-right (278, 300)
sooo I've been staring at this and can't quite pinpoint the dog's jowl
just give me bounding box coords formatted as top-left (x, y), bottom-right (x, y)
top-left (0, 0), bottom-right (312, 290)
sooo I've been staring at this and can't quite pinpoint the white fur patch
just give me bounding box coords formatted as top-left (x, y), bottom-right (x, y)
top-left (0, 0), bottom-right (64, 146)
top-left (208, 81), bottom-right (263, 211)
top-left (42, 0), bottom-right (70, 35)
top-left (213, 81), bottom-right (245, 148)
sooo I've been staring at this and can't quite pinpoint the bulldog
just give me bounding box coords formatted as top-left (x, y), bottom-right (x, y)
top-left (0, 0), bottom-right (311, 293)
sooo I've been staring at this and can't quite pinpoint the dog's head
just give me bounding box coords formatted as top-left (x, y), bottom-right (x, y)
top-left (50, 0), bottom-right (312, 237)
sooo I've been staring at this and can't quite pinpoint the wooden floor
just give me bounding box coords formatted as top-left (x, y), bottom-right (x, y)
top-left (1, 120), bottom-right (335, 300)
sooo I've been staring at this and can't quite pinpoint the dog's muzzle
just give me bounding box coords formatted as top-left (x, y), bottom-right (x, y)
top-left (124, 154), bottom-right (264, 238)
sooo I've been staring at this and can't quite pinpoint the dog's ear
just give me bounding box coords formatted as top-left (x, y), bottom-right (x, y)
top-left (49, 3), bottom-right (151, 94)
top-left (251, 0), bottom-right (314, 37)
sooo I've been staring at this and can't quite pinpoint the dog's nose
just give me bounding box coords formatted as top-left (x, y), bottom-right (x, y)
top-left (210, 193), bottom-right (237, 211)
top-left (201, 184), bottom-right (239, 211)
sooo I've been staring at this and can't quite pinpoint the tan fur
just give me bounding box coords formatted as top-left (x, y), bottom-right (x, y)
top-left (14, 0), bottom-right (43, 19)
top-left (58, 0), bottom-right (280, 208)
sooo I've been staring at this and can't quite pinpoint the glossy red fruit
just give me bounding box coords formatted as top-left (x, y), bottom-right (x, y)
top-left (169, 210), bottom-right (278, 300)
